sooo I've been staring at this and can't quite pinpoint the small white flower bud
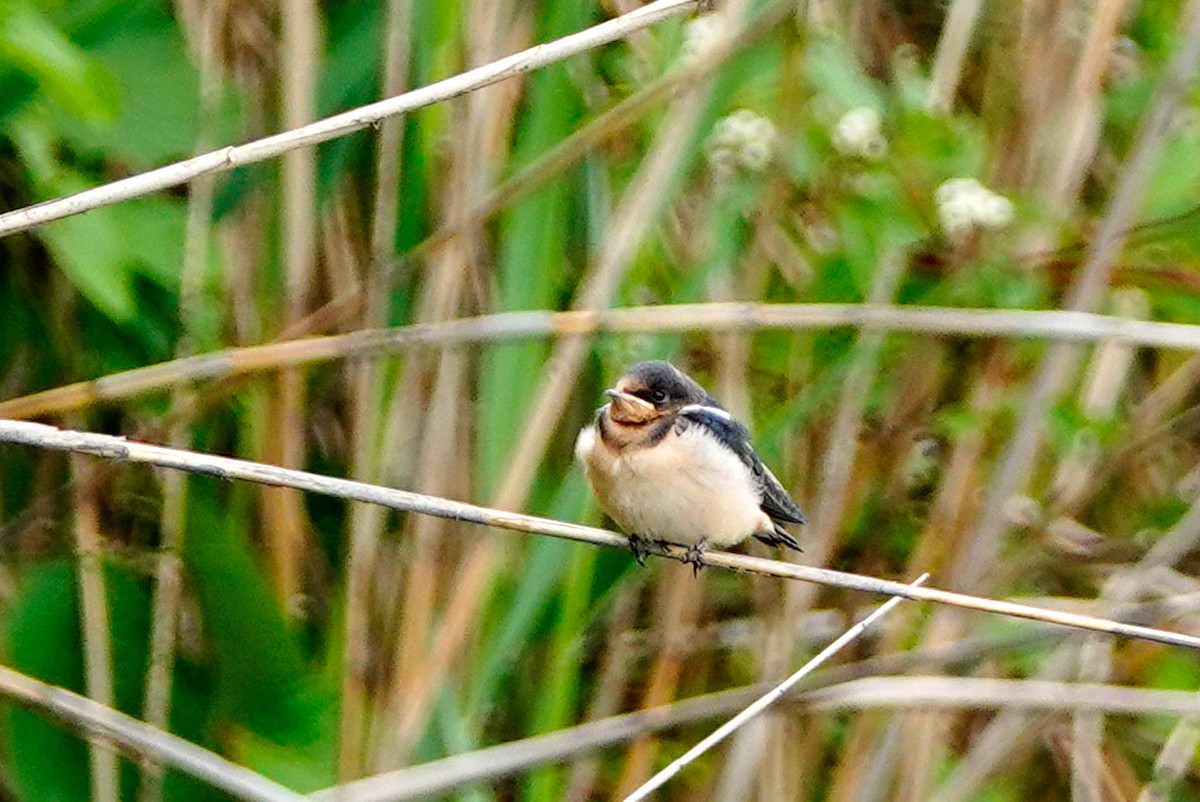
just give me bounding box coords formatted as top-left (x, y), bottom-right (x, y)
top-left (976, 193), bottom-right (1014, 229)
top-left (935, 177), bottom-right (1014, 237)
top-left (681, 15), bottom-right (722, 65)
top-left (831, 107), bottom-right (887, 159)
top-left (706, 109), bottom-right (778, 177)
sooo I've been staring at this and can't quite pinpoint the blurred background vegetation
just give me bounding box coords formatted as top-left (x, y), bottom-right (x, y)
top-left (3, 0), bottom-right (1200, 800)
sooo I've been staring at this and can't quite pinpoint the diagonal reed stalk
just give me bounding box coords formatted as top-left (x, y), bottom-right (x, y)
top-left (622, 574), bottom-right (931, 802)
top-left (3, 419), bottom-right (1200, 651)
top-left (0, 0), bottom-right (702, 237)
top-left (0, 663), bottom-right (306, 802)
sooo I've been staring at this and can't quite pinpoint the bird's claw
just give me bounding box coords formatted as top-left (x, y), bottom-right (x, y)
top-left (682, 540), bottom-right (707, 576)
top-left (628, 534), bottom-right (650, 566)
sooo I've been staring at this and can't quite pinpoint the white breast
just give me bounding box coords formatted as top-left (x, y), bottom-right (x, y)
top-left (575, 422), bottom-right (773, 548)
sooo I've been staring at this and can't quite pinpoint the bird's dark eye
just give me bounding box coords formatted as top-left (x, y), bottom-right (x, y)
top-left (647, 389), bottom-right (667, 404)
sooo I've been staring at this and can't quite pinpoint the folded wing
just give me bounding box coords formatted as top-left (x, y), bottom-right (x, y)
top-left (677, 404), bottom-right (806, 550)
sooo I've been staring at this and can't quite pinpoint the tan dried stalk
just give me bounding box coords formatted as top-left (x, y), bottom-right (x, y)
top-left (0, 664), bottom-right (306, 802)
top-left (1069, 287), bottom-right (1146, 802)
top-left (613, 567), bottom-right (706, 796)
top-left (14, 303), bottom-right (1200, 422)
top-left (7, 420), bottom-right (1200, 649)
top-left (266, 0), bottom-right (321, 611)
top-left (70, 453), bottom-right (119, 802)
top-left (562, 584), bottom-right (643, 802)
top-left (140, 1), bottom-right (224, 799)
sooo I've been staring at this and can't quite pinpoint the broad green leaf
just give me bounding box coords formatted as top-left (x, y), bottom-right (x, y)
top-left (0, 1), bottom-right (117, 125)
top-left (4, 561), bottom-right (221, 802)
top-left (184, 483), bottom-right (322, 746)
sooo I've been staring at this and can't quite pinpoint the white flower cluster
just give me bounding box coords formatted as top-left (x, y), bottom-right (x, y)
top-left (681, 15), bottom-right (722, 65)
top-left (706, 109), bottom-right (777, 176)
top-left (935, 178), bottom-right (1014, 238)
top-left (831, 107), bottom-right (887, 159)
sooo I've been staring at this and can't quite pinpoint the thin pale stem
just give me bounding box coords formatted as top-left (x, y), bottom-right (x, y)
top-left (140, 3), bottom-right (223, 799)
top-left (0, 0), bottom-right (701, 237)
top-left (3, 420), bottom-right (1200, 651)
top-left (0, 664), bottom-right (306, 802)
top-left (621, 574), bottom-right (931, 802)
top-left (11, 302), bottom-right (1200, 421)
top-left (70, 454), bottom-right (118, 802)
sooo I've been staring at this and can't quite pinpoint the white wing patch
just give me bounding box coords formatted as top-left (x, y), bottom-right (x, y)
top-left (678, 403), bottom-right (733, 422)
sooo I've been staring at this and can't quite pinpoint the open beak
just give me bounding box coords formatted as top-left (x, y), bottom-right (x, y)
top-left (604, 388), bottom-right (656, 423)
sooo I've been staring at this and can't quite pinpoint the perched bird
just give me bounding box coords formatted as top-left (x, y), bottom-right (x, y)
top-left (575, 360), bottom-right (805, 572)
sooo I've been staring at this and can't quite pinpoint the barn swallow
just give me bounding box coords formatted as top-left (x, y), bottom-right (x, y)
top-left (575, 361), bottom-right (805, 573)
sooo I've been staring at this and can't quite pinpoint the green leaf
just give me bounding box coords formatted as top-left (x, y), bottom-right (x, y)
top-left (477, 1), bottom-right (588, 497)
top-left (0, 1), bottom-right (117, 125)
top-left (4, 561), bottom-right (222, 802)
top-left (1141, 130), bottom-right (1200, 221)
top-left (184, 483), bottom-right (322, 746)
top-left (36, 206), bottom-right (138, 321)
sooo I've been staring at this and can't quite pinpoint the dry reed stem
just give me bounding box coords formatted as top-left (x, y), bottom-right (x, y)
top-left (622, 576), bottom-right (930, 802)
top-left (1046, 0), bottom-right (1127, 202)
top-left (370, 0), bottom-right (413, 265)
top-left (5, 420), bottom-right (1200, 650)
top-left (930, 491), bottom-right (1200, 801)
top-left (140, 5), bottom-right (224, 798)
top-left (0, 0), bottom-right (701, 237)
top-left (563, 585), bottom-right (643, 802)
top-left (377, 350), bottom-right (468, 770)
top-left (801, 253), bottom-right (909, 802)
top-left (313, 630), bottom-right (1199, 802)
top-left (267, 0), bottom-right (321, 612)
top-left (382, 1), bottom-right (530, 765)
top-left (70, 452), bottom-right (119, 802)
top-left (705, 266), bottom-right (774, 801)
top-left (13, 303), bottom-right (1200, 421)
top-left (613, 567), bottom-right (705, 797)
top-left (795, 253), bottom-right (908, 612)
top-left (1069, 287), bottom-right (1145, 802)
top-left (926, 0), bottom-right (982, 112)
top-left (377, 5), bottom-right (529, 755)
top-left (740, 250), bottom-right (909, 801)
top-left (338, 0), bottom-right (418, 775)
top-left (0, 664), bottom-right (307, 802)
top-left (1136, 715), bottom-right (1200, 802)
top-left (803, 677), bottom-right (1200, 715)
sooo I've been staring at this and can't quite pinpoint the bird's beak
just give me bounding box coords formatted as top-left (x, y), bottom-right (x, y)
top-left (604, 388), bottom-right (657, 423)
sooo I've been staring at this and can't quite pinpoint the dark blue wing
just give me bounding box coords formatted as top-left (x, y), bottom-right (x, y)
top-left (676, 405), bottom-right (807, 531)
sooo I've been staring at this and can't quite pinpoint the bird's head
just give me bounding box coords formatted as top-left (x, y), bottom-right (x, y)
top-left (604, 361), bottom-right (708, 425)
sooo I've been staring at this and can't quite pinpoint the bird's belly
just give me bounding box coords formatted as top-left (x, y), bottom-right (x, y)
top-left (579, 426), bottom-right (770, 547)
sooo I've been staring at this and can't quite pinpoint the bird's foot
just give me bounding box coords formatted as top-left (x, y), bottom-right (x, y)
top-left (682, 540), bottom-right (708, 576)
top-left (628, 534), bottom-right (651, 566)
